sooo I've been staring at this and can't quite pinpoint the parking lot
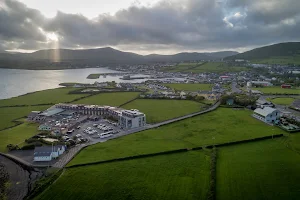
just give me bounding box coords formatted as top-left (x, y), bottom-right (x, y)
top-left (64, 118), bottom-right (126, 144)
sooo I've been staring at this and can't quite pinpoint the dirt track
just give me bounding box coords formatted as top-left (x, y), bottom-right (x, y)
top-left (0, 155), bottom-right (43, 200)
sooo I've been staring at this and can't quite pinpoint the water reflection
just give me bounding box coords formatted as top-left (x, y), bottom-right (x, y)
top-left (0, 68), bottom-right (148, 99)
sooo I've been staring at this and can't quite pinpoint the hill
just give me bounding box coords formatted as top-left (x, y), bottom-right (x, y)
top-left (225, 42), bottom-right (300, 64)
top-left (0, 47), bottom-right (238, 70)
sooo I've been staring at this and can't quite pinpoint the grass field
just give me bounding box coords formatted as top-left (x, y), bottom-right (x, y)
top-left (86, 74), bottom-right (101, 79)
top-left (68, 108), bottom-right (283, 166)
top-left (185, 62), bottom-right (247, 73)
top-left (216, 136), bottom-right (300, 200)
top-left (73, 92), bottom-right (140, 106)
top-left (0, 106), bottom-right (50, 131)
top-left (252, 56), bottom-right (300, 65)
top-left (0, 88), bottom-right (89, 107)
top-left (162, 63), bottom-right (199, 72)
top-left (268, 97), bottom-right (296, 105)
top-left (37, 151), bottom-right (210, 200)
top-left (164, 83), bottom-right (212, 91)
top-left (256, 87), bottom-right (300, 94)
top-left (123, 99), bottom-right (205, 123)
top-left (0, 122), bottom-right (40, 152)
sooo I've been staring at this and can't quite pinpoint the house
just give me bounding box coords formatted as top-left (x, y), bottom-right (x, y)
top-left (256, 99), bottom-right (274, 108)
top-left (27, 111), bottom-right (45, 122)
top-left (33, 145), bottom-right (66, 162)
top-left (226, 98), bottom-right (234, 106)
top-left (253, 107), bottom-right (280, 124)
top-left (38, 124), bottom-right (52, 131)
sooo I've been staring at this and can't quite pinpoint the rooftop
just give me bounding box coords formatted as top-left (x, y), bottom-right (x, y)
top-left (254, 107), bottom-right (278, 117)
top-left (39, 108), bottom-right (65, 117)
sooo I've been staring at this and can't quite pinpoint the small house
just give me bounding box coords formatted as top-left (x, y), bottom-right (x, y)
top-left (38, 124), bottom-right (52, 131)
top-left (256, 99), bottom-right (274, 108)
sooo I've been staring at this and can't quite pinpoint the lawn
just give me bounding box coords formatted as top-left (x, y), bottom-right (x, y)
top-left (0, 106), bottom-right (50, 131)
top-left (216, 136), bottom-right (300, 200)
top-left (0, 122), bottom-right (40, 152)
top-left (0, 87), bottom-right (89, 107)
top-left (122, 99), bottom-right (205, 123)
top-left (37, 151), bottom-right (210, 200)
top-left (164, 83), bottom-right (212, 91)
top-left (268, 97), bottom-right (296, 105)
top-left (86, 74), bottom-right (101, 79)
top-left (68, 108), bottom-right (283, 166)
top-left (256, 87), bottom-right (300, 94)
top-left (73, 92), bottom-right (140, 106)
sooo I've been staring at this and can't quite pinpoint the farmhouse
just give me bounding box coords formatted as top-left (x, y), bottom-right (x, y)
top-left (33, 145), bottom-right (66, 162)
top-left (251, 81), bottom-right (273, 87)
top-left (253, 107), bottom-right (280, 124)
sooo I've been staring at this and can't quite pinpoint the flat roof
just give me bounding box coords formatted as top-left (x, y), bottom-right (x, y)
top-left (39, 108), bottom-right (65, 117)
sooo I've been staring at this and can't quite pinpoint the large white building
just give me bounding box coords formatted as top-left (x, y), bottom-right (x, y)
top-left (253, 107), bottom-right (280, 124)
top-left (119, 109), bottom-right (146, 129)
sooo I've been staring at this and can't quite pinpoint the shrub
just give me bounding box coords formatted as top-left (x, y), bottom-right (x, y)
top-left (21, 144), bottom-right (35, 150)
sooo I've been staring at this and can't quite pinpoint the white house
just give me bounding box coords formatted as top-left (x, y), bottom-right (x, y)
top-left (119, 109), bottom-right (146, 129)
top-left (34, 145), bottom-right (66, 162)
top-left (256, 99), bottom-right (274, 108)
top-left (253, 107), bottom-right (280, 124)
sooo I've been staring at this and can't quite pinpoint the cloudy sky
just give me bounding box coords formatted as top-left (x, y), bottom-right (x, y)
top-left (1, 0), bottom-right (300, 54)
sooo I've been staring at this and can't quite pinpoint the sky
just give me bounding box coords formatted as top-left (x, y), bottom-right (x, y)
top-left (1, 0), bottom-right (300, 54)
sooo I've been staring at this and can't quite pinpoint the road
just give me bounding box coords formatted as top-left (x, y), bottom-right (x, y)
top-left (231, 81), bottom-right (242, 93)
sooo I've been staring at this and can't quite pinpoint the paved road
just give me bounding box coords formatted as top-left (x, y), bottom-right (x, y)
top-left (231, 81), bottom-right (242, 93)
top-left (53, 144), bottom-right (86, 168)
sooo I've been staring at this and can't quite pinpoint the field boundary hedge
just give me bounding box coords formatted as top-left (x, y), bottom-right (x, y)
top-left (66, 133), bottom-right (284, 169)
top-left (0, 116), bottom-right (26, 132)
top-left (207, 148), bottom-right (217, 200)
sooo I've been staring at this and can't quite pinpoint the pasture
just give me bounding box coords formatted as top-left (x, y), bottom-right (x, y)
top-left (37, 151), bottom-right (210, 200)
top-left (68, 108), bottom-right (283, 166)
top-left (252, 56), bottom-right (300, 65)
top-left (164, 83), bottom-right (212, 91)
top-left (0, 106), bottom-right (50, 131)
top-left (123, 99), bottom-right (205, 123)
top-left (216, 136), bottom-right (300, 200)
top-left (86, 74), bottom-right (101, 79)
top-left (185, 62), bottom-right (247, 73)
top-left (268, 97), bottom-right (296, 105)
top-left (73, 92), bottom-right (140, 106)
top-left (0, 88), bottom-right (89, 107)
top-left (256, 87), bottom-right (300, 94)
top-left (162, 62), bottom-right (199, 72)
top-left (0, 122), bottom-right (40, 152)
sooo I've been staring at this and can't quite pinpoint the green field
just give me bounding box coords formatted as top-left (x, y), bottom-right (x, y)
top-left (0, 106), bottom-right (49, 131)
top-left (216, 136), bottom-right (300, 200)
top-left (268, 97), bottom-right (296, 105)
top-left (37, 151), bottom-right (210, 200)
top-left (68, 108), bottom-right (283, 166)
top-left (186, 62), bottom-right (247, 73)
top-left (73, 92), bottom-right (140, 106)
top-left (86, 74), bottom-right (101, 79)
top-left (164, 83), bottom-right (212, 91)
top-left (0, 88), bottom-right (89, 107)
top-left (0, 122), bottom-right (40, 152)
top-left (123, 99), bottom-right (204, 123)
top-left (252, 56), bottom-right (300, 65)
top-left (162, 63), bottom-right (199, 72)
top-left (256, 87), bottom-right (300, 94)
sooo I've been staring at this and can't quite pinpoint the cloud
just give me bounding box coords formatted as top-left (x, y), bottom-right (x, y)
top-left (0, 0), bottom-right (300, 53)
